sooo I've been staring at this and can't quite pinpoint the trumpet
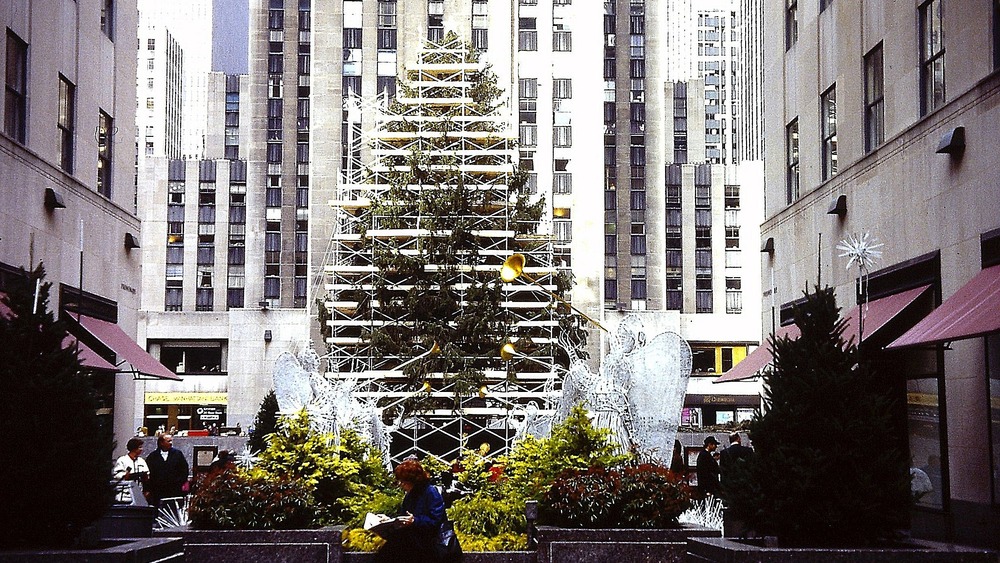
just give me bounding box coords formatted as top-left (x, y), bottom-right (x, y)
top-left (500, 253), bottom-right (608, 333)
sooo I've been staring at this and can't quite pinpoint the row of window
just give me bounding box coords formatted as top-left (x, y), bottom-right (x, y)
top-left (4, 29), bottom-right (114, 197)
top-left (785, 1), bottom-right (946, 204)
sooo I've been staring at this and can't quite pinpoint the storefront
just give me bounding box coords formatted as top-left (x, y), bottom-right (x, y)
top-left (682, 394), bottom-right (759, 427)
top-left (144, 392), bottom-right (228, 433)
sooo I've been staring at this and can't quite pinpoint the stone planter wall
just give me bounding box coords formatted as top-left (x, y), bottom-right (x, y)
top-left (344, 551), bottom-right (536, 563)
top-left (0, 537), bottom-right (184, 562)
top-left (154, 526), bottom-right (343, 563)
top-left (687, 536), bottom-right (999, 563)
top-left (535, 524), bottom-right (721, 563)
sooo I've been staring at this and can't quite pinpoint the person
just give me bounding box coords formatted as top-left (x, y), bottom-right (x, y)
top-left (374, 459), bottom-right (445, 563)
top-left (113, 437), bottom-right (150, 481)
top-left (696, 435), bottom-right (721, 498)
top-left (669, 439), bottom-right (686, 475)
top-left (145, 433), bottom-right (190, 506)
top-left (112, 438), bottom-right (150, 503)
top-left (719, 431), bottom-right (754, 479)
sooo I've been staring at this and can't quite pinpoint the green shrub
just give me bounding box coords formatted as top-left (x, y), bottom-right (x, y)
top-left (0, 266), bottom-right (114, 548)
top-left (188, 470), bottom-right (316, 530)
top-left (540, 464), bottom-right (691, 528)
top-left (724, 286), bottom-right (910, 546)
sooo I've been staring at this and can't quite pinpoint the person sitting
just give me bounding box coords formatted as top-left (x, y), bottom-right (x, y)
top-left (374, 459), bottom-right (445, 563)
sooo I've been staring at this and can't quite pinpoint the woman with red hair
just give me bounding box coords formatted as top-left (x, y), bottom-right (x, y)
top-left (374, 459), bottom-right (446, 563)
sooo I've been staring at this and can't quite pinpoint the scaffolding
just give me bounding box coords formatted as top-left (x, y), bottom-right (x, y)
top-left (325, 35), bottom-right (562, 464)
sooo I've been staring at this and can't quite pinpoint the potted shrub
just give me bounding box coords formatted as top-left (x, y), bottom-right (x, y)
top-left (691, 287), bottom-right (997, 561)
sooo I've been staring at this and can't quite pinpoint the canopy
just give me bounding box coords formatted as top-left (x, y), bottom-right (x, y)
top-left (714, 284), bottom-right (931, 383)
top-left (75, 314), bottom-right (181, 381)
top-left (888, 264), bottom-right (1000, 349)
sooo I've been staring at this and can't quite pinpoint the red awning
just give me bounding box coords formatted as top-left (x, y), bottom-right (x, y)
top-left (62, 335), bottom-right (118, 371)
top-left (888, 264), bottom-right (1000, 349)
top-left (713, 324), bottom-right (801, 383)
top-left (714, 284), bottom-right (932, 384)
top-left (75, 314), bottom-right (181, 381)
top-left (0, 292), bottom-right (14, 320)
top-left (842, 285), bottom-right (932, 344)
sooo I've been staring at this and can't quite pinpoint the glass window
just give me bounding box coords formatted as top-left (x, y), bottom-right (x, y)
top-left (908, 377), bottom-right (946, 509)
top-left (4, 29), bottom-right (28, 143)
top-left (58, 76), bottom-right (75, 173)
top-left (988, 334), bottom-right (1000, 504)
top-left (785, 0), bottom-right (798, 50)
top-left (786, 118), bottom-right (799, 203)
top-left (919, 0), bottom-right (946, 115)
top-left (553, 31), bottom-right (572, 52)
top-left (97, 111), bottom-right (113, 198)
top-left (821, 85), bottom-right (837, 180)
top-left (101, 0), bottom-right (115, 40)
top-left (864, 43), bottom-right (885, 153)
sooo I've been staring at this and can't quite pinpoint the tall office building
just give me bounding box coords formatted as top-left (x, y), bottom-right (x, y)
top-left (136, 25), bottom-right (183, 160)
top-left (743, 0), bottom-right (1000, 547)
top-left (0, 0), bottom-right (179, 450)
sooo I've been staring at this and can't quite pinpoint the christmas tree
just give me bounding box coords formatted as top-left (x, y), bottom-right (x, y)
top-left (0, 265), bottom-right (114, 547)
top-left (725, 286), bottom-right (909, 546)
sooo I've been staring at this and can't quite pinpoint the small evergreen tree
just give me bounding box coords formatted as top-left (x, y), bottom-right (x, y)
top-left (725, 286), bottom-right (910, 546)
top-left (247, 390), bottom-right (279, 453)
top-left (0, 265), bottom-right (114, 547)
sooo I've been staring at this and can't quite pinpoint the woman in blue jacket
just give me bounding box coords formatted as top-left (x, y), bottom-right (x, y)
top-left (375, 459), bottom-right (446, 563)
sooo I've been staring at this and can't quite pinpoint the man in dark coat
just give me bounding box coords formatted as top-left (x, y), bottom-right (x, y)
top-left (719, 431), bottom-right (754, 479)
top-left (696, 435), bottom-right (721, 498)
top-left (145, 433), bottom-right (189, 506)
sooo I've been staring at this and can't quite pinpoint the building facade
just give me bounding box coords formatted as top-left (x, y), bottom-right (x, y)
top-left (0, 0), bottom-right (156, 448)
top-left (761, 0), bottom-right (1000, 547)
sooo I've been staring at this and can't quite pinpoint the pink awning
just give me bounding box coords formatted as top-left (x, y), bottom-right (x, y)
top-left (842, 285), bottom-right (932, 344)
top-left (714, 284), bottom-right (932, 384)
top-left (0, 292), bottom-right (14, 320)
top-left (76, 314), bottom-right (181, 381)
top-left (713, 324), bottom-right (801, 383)
top-left (888, 264), bottom-right (1000, 349)
top-left (62, 335), bottom-right (118, 371)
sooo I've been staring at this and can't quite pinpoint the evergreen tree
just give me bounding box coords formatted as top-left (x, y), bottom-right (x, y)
top-left (724, 286), bottom-right (910, 546)
top-left (0, 265), bottom-right (114, 547)
top-left (247, 389), bottom-right (280, 453)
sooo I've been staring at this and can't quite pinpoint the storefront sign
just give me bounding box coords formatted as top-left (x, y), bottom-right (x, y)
top-left (685, 394), bottom-right (759, 407)
top-left (145, 392), bottom-right (228, 405)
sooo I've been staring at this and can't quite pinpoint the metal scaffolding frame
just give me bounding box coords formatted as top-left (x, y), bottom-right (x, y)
top-left (325, 35), bottom-right (562, 464)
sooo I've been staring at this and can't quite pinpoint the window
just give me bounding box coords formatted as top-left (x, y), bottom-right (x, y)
top-left (378, 0), bottom-right (397, 27)
top-left (147, 38), bottom-right (155, 50)
top-left (696, 275), bottom-right (713, 313)
top-left (553, 125), bottom-right (572, 147)
top-left (820, 85), bottom-right (837, 180)
top-left (101, 0), bottom-right (115, 40)
top-left (864, 43), bottom-right (885, 153)
top-left (519, 124), bottom-right (537, 147)
top-left (785, 0), bottom-right (798, 50)
top-left (786, 118), bottom-right (799, 204)
top-left (988, 334), bottom-right (1000, 504)
top-left (553, 31), bottom-right (572, 52)
top-left (919, 0), bottom-right (946, 115)
top-left (472, 28), bottom-right (488, 50)
top-left (726, 278), bottom-right (742, 314)
top-left (552, 78), bottom-right (572, 99)
top-left (4, 29), bottom-right (28, 143)
top-left (519, 18), bottom-right (537, 51)
top-left (58, 76), bottom-right (75, 173)
top-left (97, 111), bottom-right (113, 198)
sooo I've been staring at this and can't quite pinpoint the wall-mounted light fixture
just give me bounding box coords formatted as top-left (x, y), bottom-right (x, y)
top-left (827, 194), bottom-right (847, 216)
top-left (264, 329), bottom-right (273, 342)
top-left (259, 300), bottom-right (269, 311)
top-left (124, 232), bottom-right (140, 249)
top-left (44, 188), bottom-right (66, 210)
top-left (935, 126), bottom-right (965, 156)
top-left (761, 237), bottom-right (775, 254)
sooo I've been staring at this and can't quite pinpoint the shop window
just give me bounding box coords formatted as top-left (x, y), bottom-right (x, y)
top-left (156, 341), bottom-right (225, 374)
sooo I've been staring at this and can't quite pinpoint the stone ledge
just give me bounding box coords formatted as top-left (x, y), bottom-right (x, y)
top-left (687, 536), bottom-right (999, 563)
top-left (0, 537), bottom-right (184, 562)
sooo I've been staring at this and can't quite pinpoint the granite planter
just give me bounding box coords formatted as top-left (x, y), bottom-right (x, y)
top-left (154, 525), bottom-right (343, 563)
top-left (535, 524), bottom-right (721, 563)
top-left (0, 537), bottom-right (184, 562)
top-left (344, 550), bottom-right (536, 563)
top-left (686, 536), bottom-right (999, 563)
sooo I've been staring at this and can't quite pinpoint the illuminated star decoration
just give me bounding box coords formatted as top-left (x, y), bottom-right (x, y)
top-left (836, 232), bottom-right (883, 273)
top-left (234, 444), bottom-right (260, 470)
